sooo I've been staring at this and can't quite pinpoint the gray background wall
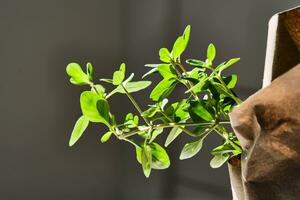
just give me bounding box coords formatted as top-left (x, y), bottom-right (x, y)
top-left (1, 1), bottom-right (299, 200)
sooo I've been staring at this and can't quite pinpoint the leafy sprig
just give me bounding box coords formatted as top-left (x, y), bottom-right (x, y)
top-left (66, 25), bottom-right (242, 178)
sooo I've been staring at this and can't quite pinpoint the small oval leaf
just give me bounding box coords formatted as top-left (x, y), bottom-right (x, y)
top-left (69, 115), bottom-right (89, 146)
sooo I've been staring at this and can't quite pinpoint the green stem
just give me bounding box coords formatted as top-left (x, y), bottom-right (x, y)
top-left (208, 66), bottom-right (242, 105)
top-left (119, 120), bottom-right (230, 139)
top-left (120, 83), bottom-right (150, 125)
top-left (159, 110), bottom-right (198, 137)
top-left (213, 125), bottom-right (242, 151)
top-left (172, 61), bottom-right (199, 100)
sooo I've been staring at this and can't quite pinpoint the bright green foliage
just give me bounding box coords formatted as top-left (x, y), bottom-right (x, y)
top-left (86, 62), bottom-right (94, 81)
top-left (207, 43), bottom-right (216, 64)
top-left (66, 25), bottom-right (242, 178)
top-left (141, 145), bottom-right (152, 178)
top-left (66, 63), bottom-right (91, 85)
top-left (69, 115), bottom-right (89, 146)
top-left (101, 131), bottom-right (112, 143)
top-left (136, 143), bottom-right (170, 172)
top-left (112, 63), bottom-right (126, 85)
top-left (165, 126), bottom-right (183, 147)
top-left (80, 91), bottom-right (110, 126)
top-left (210, 154), bottom-right (230, 168)
top-left (159, 48), bottom-right (171, 63)
top-left (150, 79), bottom-right (177, 101)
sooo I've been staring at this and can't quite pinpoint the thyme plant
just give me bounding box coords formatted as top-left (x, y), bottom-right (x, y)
top-left (66, 25), bottom-right (243, 177)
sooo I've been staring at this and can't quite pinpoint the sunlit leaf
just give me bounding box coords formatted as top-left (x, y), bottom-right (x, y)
top-left (149, 128), bottom-right (163, 143)
top-left (172, 36), bottom-right (185, 59)
top-left (112, 63), bottom-right (126, 85)
top-left (69, 115), bottom-right (89, 146)
top-left (142, 145), bottom-right (152, 178)
top-left (150, 79), bottom-right (177, 101)
top-left (66, 63), bottom-right (90, 85)
top-left (80, 91), bottom-right (110, 126)
top-left (157, 64), bottom-right (177, 79)
top-left (182, 25), bottom-right (191, 50)
top-left (189, 100), bottom-right (214, 122)
top-left (165, 126), bottom-right (183, 147)
top-left (186, 59), bottom-right (206, 68)
top-left (223, 75), bottom-right (238, 89)
top-left (86, 62), bottom-right (94, 81)
top-left (101, 131), bottom-right (112, 143)
top-left (207, 43), bottom-right (216, 64)
top-left (151, 143), bottom-right (170, 170)
top-left (210, 153), bottom-right (230, 168)
top-left (109, 81), bottom-right (152, 97)
top-left (216, 58), bottom-right (240, 72)
top-left (159, 48), bottom-right (171, 63)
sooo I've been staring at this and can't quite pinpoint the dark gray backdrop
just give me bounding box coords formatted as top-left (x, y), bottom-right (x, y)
top-left (1, 1), bottom-right (299, 200)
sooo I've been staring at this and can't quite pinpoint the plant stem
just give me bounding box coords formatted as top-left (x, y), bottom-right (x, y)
top-left (118, 120), bottom-right (230, 139)
top-left (120, 83), bottom-right (151, 125)
top-left (172, 61), bottom-right (199, 100)
top-left (208, 67), bottom-right (242, 105)
top-left (159, 110), bottom-right (199, 137)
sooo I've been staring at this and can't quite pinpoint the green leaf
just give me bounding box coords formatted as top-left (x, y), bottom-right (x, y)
top-left (150, 79), bottom-right (177, 101)
top-left (211, 82), bottom-right (233, 98)
top-left (211, 143), bottom-right (237, 155)
top-left (142, 106), bottom-right (158, 118)
top-left (180, 139), bottom-right (203, 160)
top-left (165, 126), bottom-right (183, 147)
top-left (80, 91), bottom-right (110, 126)
top-left (159, 48), bottom-right (171, 63)
top-left (91, 84), bottom-right (106, 97)
top-left (124, 113), bottom-right (139, 128)
top-left (223, 75), bottom-right (238, 89)
top-left (179, 125), bottom-right (214, 160)
top-left (101, 131), bottom-right (112, 143)
top-left (150, 143), bottom-right (170, 170)
top-left (186, 59), bottom-right (206, 67)
top-left (119, 63), bottom-right (126, 73)
top-left (182, 25), bottom-right (191, 50)
top-left (69, 115), bottom-right (89, 146)
top-left (145, 64), bottom-right (160, 68)
top-left (86, 62), bottom-right (94, 81)
top-left (66, 63), bottom-right (90, 85)
top-left (136, 143), bottom-right (170, 170)
top-left (217, 58), bottom-right (240, 72)
top-left (210, 153), bottom-right (230, 168)
top-left (109, 81), bottom-right (151, 96)
top-left (96, 99), bottom-right (110, 126)
top-left (142, 145), bottom-right (152, 178)
top-left (172, 36), bottom-right (185, 59)
top-left (112, 63), bottom-right (126, 85)
top-left (207, 43), bottom-right (216, 64)
top-left (142, 67), bottom-right (158, 79)
top-left (165, 100), bottom-right (189, 122)
top-left (189, 101), bottom-right (214, 122)
top-left (149, 128), bottom-right (163, 143)
top-left (100, 78), bottom-right (113, 84)
top-left (185, 75), bottom-right (208, 94)
top-left (157, 64), bottom-right (177, 79)
top-left (133, 115), bottom-right (139, 125)
top-left (123, 73), bottom-right (134, 84)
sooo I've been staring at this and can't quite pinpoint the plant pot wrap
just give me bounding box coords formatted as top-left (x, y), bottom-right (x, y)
top-left (229, 64), bottom-right (300, 200)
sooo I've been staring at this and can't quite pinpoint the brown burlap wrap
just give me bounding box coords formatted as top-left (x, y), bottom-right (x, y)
top-left (229, 64), bottom-right (300, 200)
top-left (227, 6), bottom-right (300, 200)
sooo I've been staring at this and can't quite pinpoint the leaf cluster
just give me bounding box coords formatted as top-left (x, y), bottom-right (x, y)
top-left (66, 25), bottom-right (242, 178)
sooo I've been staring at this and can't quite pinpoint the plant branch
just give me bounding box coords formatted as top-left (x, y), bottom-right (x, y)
top-left (208, 66), bottom-right (242, 105)
top-left (120, 83), bottom-right (151, 125)
top-left (118, 120), bottom-right (230, 139)
top-left (172, 61), bottom-right (199, 100)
